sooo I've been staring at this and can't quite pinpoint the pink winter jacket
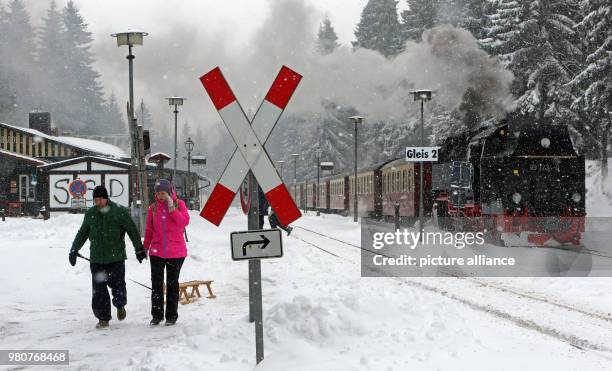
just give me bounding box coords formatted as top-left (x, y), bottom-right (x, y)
top-left (143, 190), bottom-right (190, 258)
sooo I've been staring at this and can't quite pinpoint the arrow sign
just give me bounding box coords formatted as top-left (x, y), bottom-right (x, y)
top-left (242, 234), bottom-right (271, 256)
top-left (231, 229), bottom-right (282, 261)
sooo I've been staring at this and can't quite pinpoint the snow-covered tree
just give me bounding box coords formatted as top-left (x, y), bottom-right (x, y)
top-left (61, 0), bottom-right (105, 133)
top-left (0, 3), bottom-right (16, 119)
top-left (36, 1), bottom-right (68, 122)
top-left (354, 0), bottom-right (403, 57)
top-left (2, 0), bottom-right (36, 123)
top-left (401, 0), bottom-right (438, 42)
top-left (481, 0), bottom-right (582, 120)
top-left (100, 92), bottom-right (125, 134)
top-left (569, 0), bottom-right (612, 191)
top-left (317, 16), bottom-right (340, 55)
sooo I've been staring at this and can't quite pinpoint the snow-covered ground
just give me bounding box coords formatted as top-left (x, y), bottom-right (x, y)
top-left (2, 205), bottom-right (612, 370)
top-left (1, 160), bottom-right (611, 370)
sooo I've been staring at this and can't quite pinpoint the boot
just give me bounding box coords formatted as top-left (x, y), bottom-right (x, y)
top-left (150, 318), bottom-right (162, 326)
top-left (96, 320), bottom-right (109, 329)
top-left (117, 307), bottom-right (126, 321)
top-left (165, 318), bottom-right (177, 326)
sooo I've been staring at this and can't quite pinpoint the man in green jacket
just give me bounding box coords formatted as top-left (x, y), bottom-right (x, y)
top-left (69, 185), bottom-right (147, 329)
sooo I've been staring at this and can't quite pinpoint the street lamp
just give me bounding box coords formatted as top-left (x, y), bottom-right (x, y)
top-left (277, 160), bottom-right (285, 181)
top-left (111, 29), bottom-right (149, 233)
top-left (349, 116), bottom-right (364, 222)
top-left (411, 90), bottom-right (432, 240)
top-left (291, 153), bottom-right (300, 203)
top-left (166, 96), bottom-right (186, 182)
top-left (185, 137), bottom-right (194, 206)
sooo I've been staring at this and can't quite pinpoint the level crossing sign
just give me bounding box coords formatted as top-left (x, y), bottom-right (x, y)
top-left (199, 66), bottom-right (302, 227)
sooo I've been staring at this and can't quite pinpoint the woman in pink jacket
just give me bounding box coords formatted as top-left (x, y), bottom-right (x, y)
top-left (143, 179), bottom-right (190, 326)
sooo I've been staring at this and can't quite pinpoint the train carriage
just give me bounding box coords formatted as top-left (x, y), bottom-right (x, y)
top-left (329, 175), bottom-right (349, 213)
top-left (380, 159), bottom-right (432, 221)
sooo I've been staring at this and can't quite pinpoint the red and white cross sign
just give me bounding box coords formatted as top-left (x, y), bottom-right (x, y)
top-left (199, 66), bottom-right (302, 226)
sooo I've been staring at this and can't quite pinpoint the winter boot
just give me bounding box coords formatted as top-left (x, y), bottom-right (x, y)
top-left (150, 318), bottom-right (162, 326)
top-left (165, 318), bottom-right (177, 326)
top-left (117, 307), bottom-right (126, 321)
top-left (96, 320), bottom-right (109, 329)
top-left (286, 226), bottom-right (293, 236)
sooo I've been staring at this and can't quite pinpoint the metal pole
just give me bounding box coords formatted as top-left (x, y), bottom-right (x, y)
top-left (316, 152), bottom-right (320, 216)
top-left (187, 149), bottom-right (191, 204)
top-left (293, 156), bottom-right (297, 202)
top-left (247, 173), bottom-right (264, 364)
top-left (127, 45), bottom-right (145, 233)
top-left (354, 122), bottom-right (358, 222)
top-left (419, 99), bottom-right (424, 241)
top-left (173, 106), bottom-right (178, 182)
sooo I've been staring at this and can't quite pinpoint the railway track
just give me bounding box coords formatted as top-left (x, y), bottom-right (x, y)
top-left (290, 223), bottom-right (612, 354)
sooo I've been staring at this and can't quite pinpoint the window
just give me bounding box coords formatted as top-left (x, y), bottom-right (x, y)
top-left (19, 175), bottom-right (35, 202)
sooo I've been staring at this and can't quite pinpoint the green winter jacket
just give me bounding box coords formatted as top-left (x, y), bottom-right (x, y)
top-left (71, 201), bottom-right (144, 264)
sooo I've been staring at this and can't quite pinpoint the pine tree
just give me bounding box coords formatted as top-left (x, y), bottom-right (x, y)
top-left (37, 0), bottom-right (68, 123)
top-left (401, 0), bottom-right (438, 42)
top-left (353, 0), bottom-right (403, 57)
top-left (317, 16), bottom-right (340, 55)
top-left (61, 0), bottom-right (105, 133)
top-left (570, 0), bottom-right (612, 191)
top-left (0, 3), bottom-right (16, 118)
top-left (101, 92), bottom-right (125, 134)
top-left (3, 0), bottom-right (36, 123)
top-left (481, 0), bottom-right (582, 120)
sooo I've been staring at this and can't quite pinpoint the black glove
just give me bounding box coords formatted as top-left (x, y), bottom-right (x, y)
top-left (136, 249), bottom-right (148, 263)
top-left (69, 251), bottom-right (77, 266)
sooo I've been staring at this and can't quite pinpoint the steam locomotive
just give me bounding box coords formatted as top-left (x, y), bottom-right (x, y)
top-left (432, 115), bottom-right (585, 246)
top-left (295, 115), bottom-right (585, 246)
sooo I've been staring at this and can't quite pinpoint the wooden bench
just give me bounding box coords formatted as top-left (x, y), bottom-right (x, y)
top-left (163, 280), bottom-right (216, 304)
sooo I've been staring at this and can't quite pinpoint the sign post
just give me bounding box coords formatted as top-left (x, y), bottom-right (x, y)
top-left (198, 65), bottom-right (302, 365)
top-left (406, 145), bottom-right (439, 242)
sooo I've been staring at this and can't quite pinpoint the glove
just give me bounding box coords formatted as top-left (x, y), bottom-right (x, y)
top-left (136, 249), bottom-right (148, 263)
top-left (69, 251), bottom-right (77, 266)
top-left (165, 194), bottom-right (175, 209)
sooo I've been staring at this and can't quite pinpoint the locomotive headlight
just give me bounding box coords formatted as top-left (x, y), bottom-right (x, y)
top-left (572, 192), bottom-right (581, 203)
top-left (512, 192), bottom-right (522, 204)
top-left (541, 137), bottom-right (551, 148)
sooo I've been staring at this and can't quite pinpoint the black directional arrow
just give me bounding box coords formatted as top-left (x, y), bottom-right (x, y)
top-left (242, 235), bottom-right (271, 256)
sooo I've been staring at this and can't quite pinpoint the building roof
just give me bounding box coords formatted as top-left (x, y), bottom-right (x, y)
top-left (38, 155), bottom-right (131, 169)
top-left (0, 148), bottom-right (49, 165)
top-left (0, 122), bottom-right (127, 159)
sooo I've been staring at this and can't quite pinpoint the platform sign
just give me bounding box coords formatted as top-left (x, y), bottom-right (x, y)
top-left (230, 229), bottom-right (282, 261)
top-left (405, 146), bottom-right (440, 162)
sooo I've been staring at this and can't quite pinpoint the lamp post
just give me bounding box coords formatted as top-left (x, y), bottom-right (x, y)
top-left (185, 137), bottom-right (194, 207)
top-left (349, 116), bottom-right (364, 222)
top-left (315, 148), bottom-right (322, 216)
top-left (166, 96), bottom-right (186, 183)
top-left (411, 90), bottom-right (432, 240)
top-left (291, 153), bottom-right (299, 203)
top-left (277, 160), bottom-right (285, 182)
top-left (111, 29), bottom-right (149, 233)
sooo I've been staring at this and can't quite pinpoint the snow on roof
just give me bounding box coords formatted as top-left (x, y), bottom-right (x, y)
top-left (0, 148), bottom-right (49, 165)
top-left (149, 152), bottom-right (171, 159)
top-left (56, 136), bottom-right (127, 158)
top-left (38, 155), bottom-right (130, 168)
top-left (0, 122), bottom-right (127, 159)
